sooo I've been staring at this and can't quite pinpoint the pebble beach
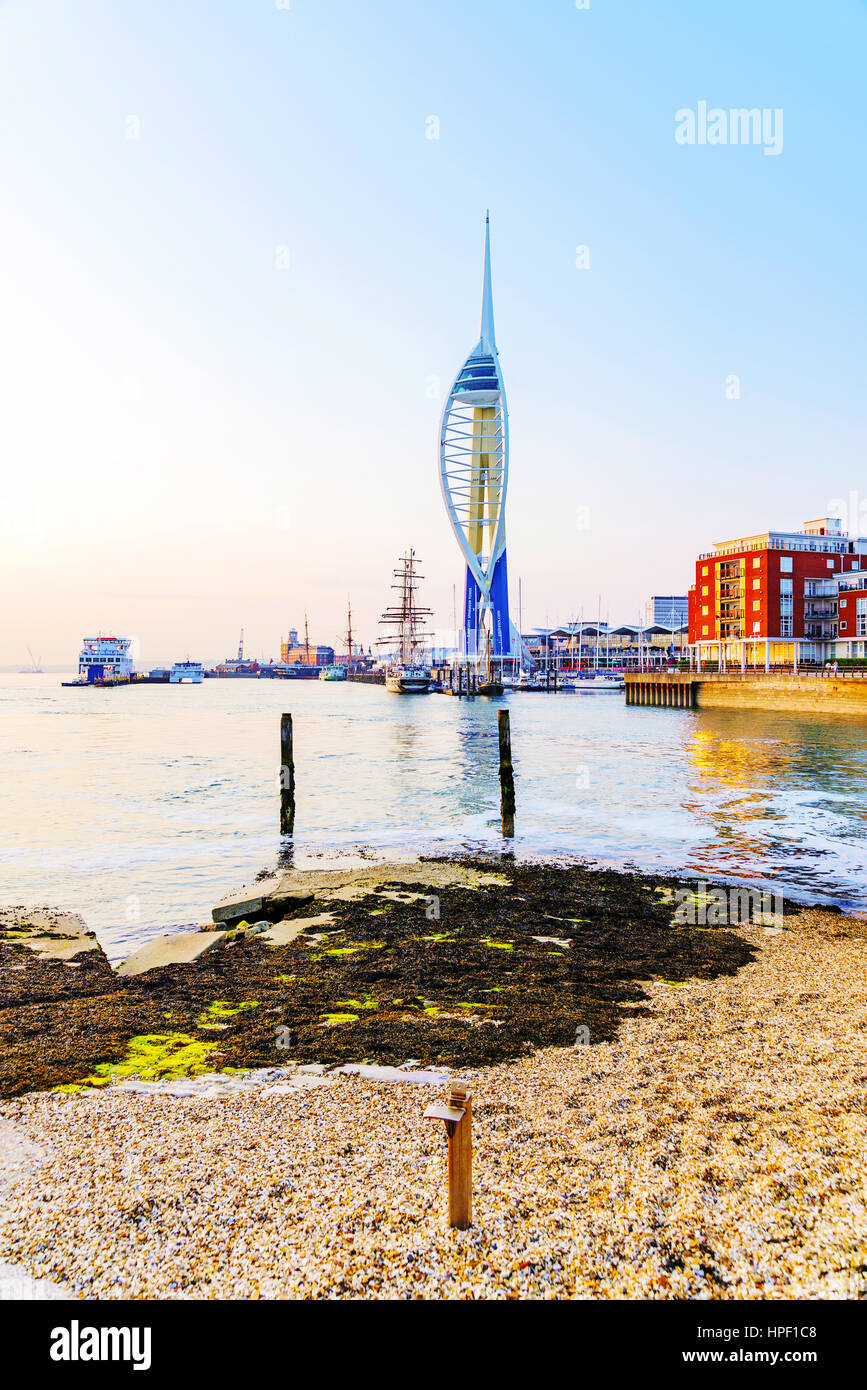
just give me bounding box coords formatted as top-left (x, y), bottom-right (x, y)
top-left (1, 900), bottom-right (864, 1300)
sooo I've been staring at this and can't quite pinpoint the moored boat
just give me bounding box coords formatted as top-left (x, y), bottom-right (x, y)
top-left (76, 635), bottom-right (135, 683)
top-left (378, 550), bottom-right (432, 695)
top-left (385, 664), bottom-right (431, 694)
top-left (170, 660), bottom-right (204, 684)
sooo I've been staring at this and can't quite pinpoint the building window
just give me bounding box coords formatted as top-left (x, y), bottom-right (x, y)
top-left (827, 559), bottom-right (835, 569)
top-left (858, 598), bottom-right (867, 637)
top-left (752, 622), bottom-right (760, 633)
top-left (701, 586), bottom-right (708, 596)
top-left (752, 600), bottom-right (760, 611)
top-left (702, 625), bottom-right (709, 636)
top-left (780, 556), bottom-right (793, 572)
top-left (840, 621), bottom-right (847, 630)
top-left (752, 557), bottom-right (760, 567)
top-left (780, 617), bottom-right (793, 637)
top-left (751, 578), bottom-right (760, 589)
top-left (702, 566), bottom-right (708, 576)
top-left (701, 605), bottom-right (708, 615)
top-left (840, 598), bottom-right (848, 607)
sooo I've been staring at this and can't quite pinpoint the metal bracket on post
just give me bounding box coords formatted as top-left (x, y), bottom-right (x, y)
top-left (424, 1079), bottom-right (472, 1229)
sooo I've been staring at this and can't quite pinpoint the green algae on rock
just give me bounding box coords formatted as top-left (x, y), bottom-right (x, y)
top-left (55, 1033), bottom-right (217, 1092)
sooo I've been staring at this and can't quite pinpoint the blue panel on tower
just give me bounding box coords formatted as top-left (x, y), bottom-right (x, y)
top-left (463, 566), bottom-right (481, 656)
top-left (489, 550), bottom-right (511, 656)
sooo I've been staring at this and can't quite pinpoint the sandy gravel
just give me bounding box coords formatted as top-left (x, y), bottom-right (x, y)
top-left (0, 908), bottom-right (864, 1300)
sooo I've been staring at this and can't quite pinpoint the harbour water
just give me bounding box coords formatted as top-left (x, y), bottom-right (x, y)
top-left (1, 673), bottom-right (865, 960)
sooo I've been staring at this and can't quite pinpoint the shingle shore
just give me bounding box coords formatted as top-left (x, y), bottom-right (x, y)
top-left (0, 908), bottom-right (864, 1299)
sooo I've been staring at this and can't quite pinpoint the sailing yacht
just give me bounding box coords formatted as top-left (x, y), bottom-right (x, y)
top-left (378, 551), bottom-right (433, 694)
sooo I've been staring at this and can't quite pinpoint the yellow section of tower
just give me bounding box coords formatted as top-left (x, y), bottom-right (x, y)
top-left (467, 406), bottom-right (502, 559)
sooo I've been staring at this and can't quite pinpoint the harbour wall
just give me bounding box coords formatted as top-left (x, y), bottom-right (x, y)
top-left (625, 672), bottom-right (867, 717)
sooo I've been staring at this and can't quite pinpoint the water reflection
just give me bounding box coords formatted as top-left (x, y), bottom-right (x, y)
top-left (2, 675), bottom-right (867, 959)
top-left (682, 708), bottom-right (867, 894)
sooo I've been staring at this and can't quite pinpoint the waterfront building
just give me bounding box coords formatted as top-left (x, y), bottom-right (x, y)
top-left (688, 515), bottom-right (867, 668)
top-left (439, 214), bottom-right (512, 662)
top-left (279, 643), bottom-right (335, 667)
top-left (528, 624), bottom-right (687, 671)
top-left (645, 595), bottom-right (688, 628)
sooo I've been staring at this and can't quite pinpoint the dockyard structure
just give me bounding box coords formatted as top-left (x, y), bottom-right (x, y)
top-left (279, 643), bottom-right (335, 667)
top-left (688, 515), bottom-right (867, 669)
top-left (439, 214), bottom-right (512, 665)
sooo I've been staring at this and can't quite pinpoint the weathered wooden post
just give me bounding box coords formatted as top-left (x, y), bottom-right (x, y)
top-left (424, 1080), bottom-right (472, 1229)
top-left (498, 708), bottom-right (515, 837)
top-left (280, 713), bottom-right (295, 834)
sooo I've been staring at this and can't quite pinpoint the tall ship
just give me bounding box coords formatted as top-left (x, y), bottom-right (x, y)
top-left (77, 636), bottom-right (134, 683)
top-left (378, 551), bottom-right (433, 694)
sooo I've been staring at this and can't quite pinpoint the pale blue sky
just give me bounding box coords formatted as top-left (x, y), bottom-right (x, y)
top-left (2, 0), bottom-right (865, 662)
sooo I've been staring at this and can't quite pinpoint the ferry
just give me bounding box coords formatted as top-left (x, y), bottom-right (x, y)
top-left (170, 660), bottom-right (204, 684)
top-left (76, 636), bottom-right (135, 683)
top-left (318, 664), bottom-right (347, 682)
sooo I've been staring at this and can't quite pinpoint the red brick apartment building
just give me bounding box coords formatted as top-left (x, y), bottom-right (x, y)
top-left (688, 516), bottom-right (867, 669)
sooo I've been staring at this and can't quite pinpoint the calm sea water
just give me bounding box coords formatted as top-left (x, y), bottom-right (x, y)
top-left (1, 673), bottom-right (866, 960)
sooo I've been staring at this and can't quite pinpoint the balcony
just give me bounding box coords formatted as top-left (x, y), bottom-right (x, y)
top-left (804, 623), bottom-right (838, 640)
top-left (804, 602), bottom-right (838, 619)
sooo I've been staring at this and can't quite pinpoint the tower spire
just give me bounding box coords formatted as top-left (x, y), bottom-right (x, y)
top-left (480, 210), bottom-right (496, 352)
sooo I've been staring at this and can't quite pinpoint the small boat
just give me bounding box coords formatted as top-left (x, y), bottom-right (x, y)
top-left (170, 660), bottom-right (204, 684)
top-left (379, 550), bottom-right (432, 695)
top-left (318, 664), bottom-right (347, 682)
top-left (573, 674), bottom-right (625, 690)
top-left (512, 670), bottom-right (544, 691)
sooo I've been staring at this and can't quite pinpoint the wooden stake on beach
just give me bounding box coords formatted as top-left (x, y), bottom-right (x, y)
top-left (498, 708), bottom-right (515, 837)
top-left (424, 1080), bottom-right (472, 1229)
top-left (280, 713), bottom-right (295, 835)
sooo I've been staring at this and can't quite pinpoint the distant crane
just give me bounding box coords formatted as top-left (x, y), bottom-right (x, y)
top-left (237, 628), bottom-right (244, 663)
top-left (21, 645), bottom-right (42, 674)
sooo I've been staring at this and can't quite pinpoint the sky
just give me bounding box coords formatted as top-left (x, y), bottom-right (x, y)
top-left (1, 0), bottom-right (866, 665)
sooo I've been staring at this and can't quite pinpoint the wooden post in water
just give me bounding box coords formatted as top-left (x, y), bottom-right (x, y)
top-left (424, 1080), bottom-right (472, 1229)
top-left (280, 713), bottom-right (295, 835)
top-left (498, 708), bottom-right (515, 837)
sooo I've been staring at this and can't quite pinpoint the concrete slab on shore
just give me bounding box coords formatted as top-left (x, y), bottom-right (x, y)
top-left (0, 907), bottom-right (101, 962)
top-left (212, 883), bottom-right (314, 925)
top-left (210, 861), bottom-right (509, 933)
top-left (116, 929), bottom-right (227, 977)
top-left (259, 913), bottom-right (335, 947)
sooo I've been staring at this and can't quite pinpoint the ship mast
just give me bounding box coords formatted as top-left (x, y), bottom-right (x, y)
top-left (345, 598), bottom-right (354, 674)
top-left (378, 550), bottom-right (432, 667)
